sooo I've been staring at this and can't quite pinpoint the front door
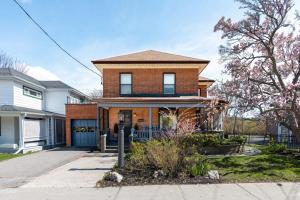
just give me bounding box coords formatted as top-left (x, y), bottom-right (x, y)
top-left (120, 110), bottom-right (132, 144)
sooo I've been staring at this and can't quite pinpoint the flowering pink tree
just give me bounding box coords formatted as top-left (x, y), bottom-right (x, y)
top-left (214, 0), bottom-right (300, 141)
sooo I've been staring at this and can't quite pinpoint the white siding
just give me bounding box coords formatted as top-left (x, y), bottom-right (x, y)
top-left (13, 82), bottom-right (44, 110)
top-left (0, 80), bottom-right (14, 105)
top-left (44, 90), bottom-right (69, 115)
top-left (0, 117), bottom-right (16, 145)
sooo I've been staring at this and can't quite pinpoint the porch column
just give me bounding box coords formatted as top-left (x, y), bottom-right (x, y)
top-left (51, 116), bottom-right (55, 145)
top-left (96, 106), bottom-right (100, 149)
top-left (149, 107), bottom-right (152, 139)
top-left (18, 114), bottom-right (25, 150)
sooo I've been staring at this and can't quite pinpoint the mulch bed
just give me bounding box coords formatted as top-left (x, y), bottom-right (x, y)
top-left (97, 169), bottom-right (220, 187)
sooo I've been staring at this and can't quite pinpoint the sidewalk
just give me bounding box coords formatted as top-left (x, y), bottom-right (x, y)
top-left (1, 182), bottom-right (299, 200)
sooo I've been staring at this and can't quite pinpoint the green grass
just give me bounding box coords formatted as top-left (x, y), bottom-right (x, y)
top-left (208, 151), bottom-right (300, 182)
top-left (0, 153), bottom-right (27, 162)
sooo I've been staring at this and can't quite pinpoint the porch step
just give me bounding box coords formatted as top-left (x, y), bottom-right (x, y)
top-left (105, 145), bottom-right (129, 153)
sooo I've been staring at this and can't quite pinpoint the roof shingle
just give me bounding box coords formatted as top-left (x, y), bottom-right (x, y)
top-left (92, 50), bottom-right (210, 64)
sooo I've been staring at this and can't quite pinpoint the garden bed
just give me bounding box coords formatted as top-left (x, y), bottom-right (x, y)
top-left (97, 169), bottom-right (219, 187)
top-left (98, 134), bottom-right (250, 187)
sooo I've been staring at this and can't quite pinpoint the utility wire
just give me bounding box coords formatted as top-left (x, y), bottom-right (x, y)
top-left (12, 0), bottom-right (102, 78)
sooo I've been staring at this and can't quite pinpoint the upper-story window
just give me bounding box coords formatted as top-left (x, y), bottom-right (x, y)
top-left (120, 73), bottom-right (132, 95)
top-left (23, 86), bottom-right (42, 99)
top-left (163, 73), bottom-right (175, 95)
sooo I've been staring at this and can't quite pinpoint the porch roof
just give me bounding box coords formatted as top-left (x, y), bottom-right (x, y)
top-left (0, 105), bottom-right (64, 117)
top-left (95, 96), bottom-right (227, 108)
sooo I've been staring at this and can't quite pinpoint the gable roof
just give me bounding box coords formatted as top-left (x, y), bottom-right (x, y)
top-left (0, 68), bottom-right (42, 87)
top-left (92, 50), bottom-right (210, 64)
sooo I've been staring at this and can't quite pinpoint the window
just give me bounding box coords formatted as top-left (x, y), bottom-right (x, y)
top-left (120, 73), bottom-right (132, 95)
top-left (23, 86), bottom-right (42, 99)
top-left (163, 73), bottom-right (175, 95)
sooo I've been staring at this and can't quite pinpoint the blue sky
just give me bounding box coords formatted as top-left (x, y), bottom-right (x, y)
top-left (1, 0), bottom-right (299, 93)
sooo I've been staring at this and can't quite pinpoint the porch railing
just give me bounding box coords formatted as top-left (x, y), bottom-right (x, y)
top-left (100, 127), bottom-right (225, 142)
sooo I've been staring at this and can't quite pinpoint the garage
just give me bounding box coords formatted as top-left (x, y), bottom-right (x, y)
top-left (71, 119), bottom-right (97, 147)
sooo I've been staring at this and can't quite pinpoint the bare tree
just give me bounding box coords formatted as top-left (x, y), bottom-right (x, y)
top-left (88, 89), bottom-right (103, 99)
top-left (0, 52), bottom-right (28, 74)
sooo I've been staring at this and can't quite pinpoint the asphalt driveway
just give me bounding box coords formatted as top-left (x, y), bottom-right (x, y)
top-left (0, 148), bottom-right (87, 188)
top-left (22, 153), bottom-right (117, 188)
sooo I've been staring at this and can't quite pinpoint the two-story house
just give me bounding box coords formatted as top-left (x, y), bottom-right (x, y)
top-left (65, 50), bottom-right (226, 149)
top-left (0, 68), bottom-right (89, 152)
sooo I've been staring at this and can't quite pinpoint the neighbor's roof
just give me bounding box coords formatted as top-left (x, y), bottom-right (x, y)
top-left (0, 68), bottom-right (88, 98)
top-left (40, 81), bottom-right (89, 98)
top-left (40, 81), bottom-right (72, 89)
top-left (92, 50), bottom-right (210, 64)
top-left (0, 68), bottom-right (42, 86)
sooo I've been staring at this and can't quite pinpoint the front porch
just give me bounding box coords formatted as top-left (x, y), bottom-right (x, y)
top-left (0, 105), bottom-right (65, 153)
top-left (96, 97), bottom-right (226, 147)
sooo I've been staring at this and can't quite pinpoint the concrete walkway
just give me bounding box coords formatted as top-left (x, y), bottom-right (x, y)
top-left (0, 148), bottom-right (87, 188)
top-left (1, 182), bottom-right (299, 200)
top-left (22, 153), bottom-right (117, 188)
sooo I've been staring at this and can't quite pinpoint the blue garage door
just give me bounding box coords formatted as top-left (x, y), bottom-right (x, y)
top-left (71, 120), bottom-right (97, 147)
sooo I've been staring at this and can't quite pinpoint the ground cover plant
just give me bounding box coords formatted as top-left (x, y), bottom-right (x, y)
top-left (0, 153), bottom-right (25, 162)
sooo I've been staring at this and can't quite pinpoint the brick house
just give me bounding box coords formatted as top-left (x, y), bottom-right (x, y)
top-left (66, 50), bottom-right (226, 148)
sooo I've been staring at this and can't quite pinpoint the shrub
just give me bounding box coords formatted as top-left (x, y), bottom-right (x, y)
top-left (190, 161), bottom-right (210, 177)
top-left (184, 153), bottom-right (210, 176)
top-left (227, 135), bottom-right (247, 145)
top-left (180, 133), bottom-right (222, 149)
top-left (128, 142), bottom-right (148, 169)
top-left (265, 139), bottom-right (287, 154)
top-left (146, 139), bottom-right (181, 176)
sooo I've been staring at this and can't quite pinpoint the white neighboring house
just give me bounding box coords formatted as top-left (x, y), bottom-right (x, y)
top-left (0, 68), bottom-right (90, 153)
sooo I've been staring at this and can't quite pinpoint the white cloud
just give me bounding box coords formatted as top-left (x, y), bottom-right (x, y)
top-left (27, 66), bottom-right (60, 81)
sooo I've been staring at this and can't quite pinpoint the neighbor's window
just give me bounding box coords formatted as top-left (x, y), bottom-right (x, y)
top-left (163, 73), bottom-right (175, 94)
top-left (23, 86), bottom-right (42, 99)
top-left (120, 73), bottom-right (132, 95)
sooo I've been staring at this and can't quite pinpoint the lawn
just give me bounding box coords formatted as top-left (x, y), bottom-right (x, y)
top-left (0, 153), bottom-right (25, 162)
top-left (208, 151), bottom-right (300, 182)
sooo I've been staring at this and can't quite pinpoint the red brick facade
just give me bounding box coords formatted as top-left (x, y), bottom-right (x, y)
top-left (103, 68), bottom-right (199, 97)
top-left (65, 104), bottom-right (97, 146)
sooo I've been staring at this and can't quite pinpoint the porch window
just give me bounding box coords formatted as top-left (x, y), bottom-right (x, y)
top-left (120, 73), bottom-right (132, 95)
top-left (163, 73), bottom-right (175, 95)
top-left (159, 109), bottom-right (177, 130)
